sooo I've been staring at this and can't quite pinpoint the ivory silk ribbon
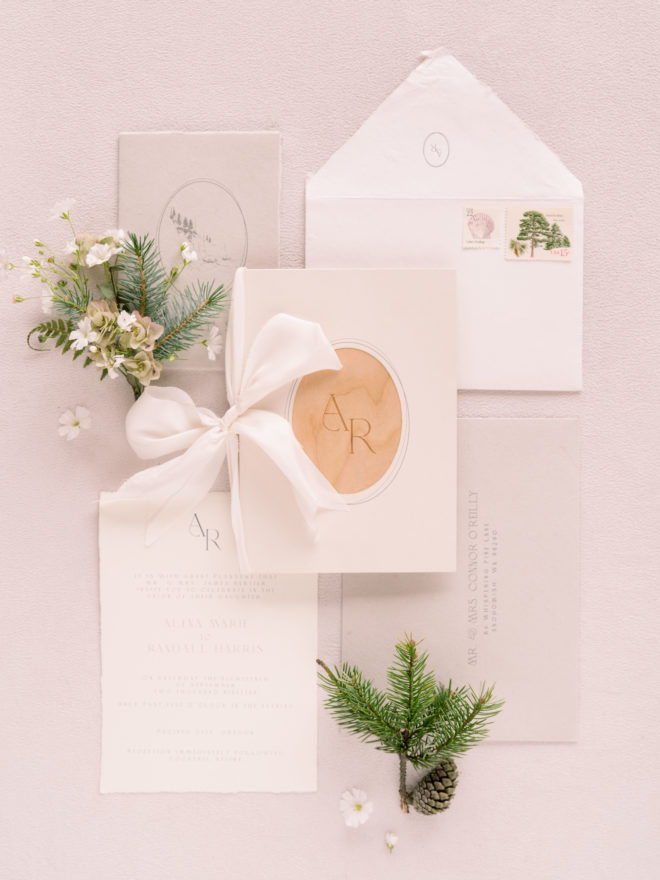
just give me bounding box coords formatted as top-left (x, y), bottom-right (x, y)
top-left (115, 268), bottom-right (347, 571)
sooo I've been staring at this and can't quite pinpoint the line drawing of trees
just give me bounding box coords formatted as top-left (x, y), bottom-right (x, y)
top-left (516, 210), bottom-right (551, 257)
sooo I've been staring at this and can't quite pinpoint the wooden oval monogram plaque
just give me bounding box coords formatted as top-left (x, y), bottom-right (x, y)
top-left (291, 346), bottom-right (403, 496)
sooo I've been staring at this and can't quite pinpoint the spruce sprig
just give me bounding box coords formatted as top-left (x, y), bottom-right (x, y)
top-left (154, 279), bottom-right (227, 361)
top-left (318, 634), bottom-right (503, 812)
top-left (115, 233), bottom-right (168, 317)
top-left (51, 271), bottom-right (91, 323)
top-left (116, 233), bottom-right (227, 362)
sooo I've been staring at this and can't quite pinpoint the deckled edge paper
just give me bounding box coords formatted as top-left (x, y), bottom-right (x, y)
top-left (99, 491), bottom-right (318, 792)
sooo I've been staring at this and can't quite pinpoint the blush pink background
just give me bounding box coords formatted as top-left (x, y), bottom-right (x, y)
top-left (1, 2), bottom-right (659, 878)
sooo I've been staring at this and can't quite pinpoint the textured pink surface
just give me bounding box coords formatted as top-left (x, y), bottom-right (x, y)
top-left (1, 1), bottom-right (659, 878)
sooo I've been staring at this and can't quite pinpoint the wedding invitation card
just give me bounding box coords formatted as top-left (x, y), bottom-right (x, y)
top-left (98, 492), bottom-right (318, 792)
top-left (237, 267), bottom-right (457, 573)
top-left (118, 131), bottom-right (281, 370)
top-left (342, 419), bottom-right (579, 741)
top-left (306, 50), bottom-right (583, 391)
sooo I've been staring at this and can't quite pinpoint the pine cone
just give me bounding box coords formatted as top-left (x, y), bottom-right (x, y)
top-left (411, 759), bottom-right (459, 815)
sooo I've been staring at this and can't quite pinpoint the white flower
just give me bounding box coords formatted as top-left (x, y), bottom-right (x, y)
top-left (22, 256), bottom-right (40, 277)
top-left (69, 316), bottom-right (99, 351)
top-left (58, 406), bottom-right (91, 440)
top-left (339, 788), bottom-right (373, 828)
top-left (86, 242), bottom-right (121, 267)
top-left (104, 228), bottom-right (127, 244)
top-left (181, 242), bottom-right (197, 263)
top-left (205, 325), bottom-right (223, 361)
top-left (107, 354), bottom-right (125, 379)
top-left (385, 832), bottom-right (398, 853)
top-left (95, 351), bottom-right (125, 379)
top-left (116, 310), bottom-right (136, 331)
top-left (63, 240), bottom-right (78, 256)
top-left (49, 199), bottom-right (76, 221)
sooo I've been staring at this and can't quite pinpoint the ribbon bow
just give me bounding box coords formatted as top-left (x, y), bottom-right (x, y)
top-left (116, 268), bottom-right (347, 571)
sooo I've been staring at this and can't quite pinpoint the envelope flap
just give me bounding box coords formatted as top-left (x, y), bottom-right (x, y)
top-left (308, 49), bottom-right (582, 200)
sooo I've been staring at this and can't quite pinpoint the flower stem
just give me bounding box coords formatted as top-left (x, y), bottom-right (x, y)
top-left (399, 753), bottom-right (411, 813)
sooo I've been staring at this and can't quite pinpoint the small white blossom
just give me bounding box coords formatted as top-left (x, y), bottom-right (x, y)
top-left (86, 242), bottom-right (121, 267)
top-left (385, 832), bottom-right (398, 853)
top-left (21, 256), bottom-right (40, 277)
top-left (63, 240), bottom-right (78, 256)
top-left (181, 242), bottom-right (197, 263)
top-left (339, 788), bottom-right (373, 828)
top-left (69, 316), bottom-right (99, 351)
top-left (49, 199), bottom-right (76, 221)
top-left (95, 351), bottom-right (125, 379)
top-left (108, 354), bottom-right (125, 379)
top-left (104, 228), bottom-right (127, 244)
top-left (58, 405), bottom-right (91, 440)
top-left (205, 325), bottom-right (223, 361)
top-left (41, 293), bottom-right (55, 315)
top-left (117, 310), bottom-right (136, 331)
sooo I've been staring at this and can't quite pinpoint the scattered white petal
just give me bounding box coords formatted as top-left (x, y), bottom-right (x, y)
top-left (49, 199), bottom-right (76, 221)
top-left (86, 242), bottom-right (121, 267)
top-left (205, 325), bottom-right (223, 361)
top-left (181, 242), bottom-right (197, 263)
top-left (385, 832), bottom-right (398, 853)
top-left (117, 310), bottom-right (136, 330)
top-left (69, 316), bottom-right (98, 351)
top-left (339, 788), bottom-right (373, 828)
top-left (58, 405), bottom-right (91, 440)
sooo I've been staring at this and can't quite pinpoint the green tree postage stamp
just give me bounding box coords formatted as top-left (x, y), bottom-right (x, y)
top-left (505, 205), bottom-right (573, 261)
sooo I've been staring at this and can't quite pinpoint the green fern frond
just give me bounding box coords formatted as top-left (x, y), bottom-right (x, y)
top-left (27, 319), bottom-right (72, 351)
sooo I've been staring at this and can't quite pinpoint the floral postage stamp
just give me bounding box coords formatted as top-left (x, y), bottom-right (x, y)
top-left (505, 205), bottom-right (573, 261)
top-left (462, 206), bottom-right (501, 249)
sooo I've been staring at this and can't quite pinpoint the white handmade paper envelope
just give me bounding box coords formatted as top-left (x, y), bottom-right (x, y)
top-left (237, 267), bottom-right (457, 573)
top-left (306, 49), bottom-right (583, 391)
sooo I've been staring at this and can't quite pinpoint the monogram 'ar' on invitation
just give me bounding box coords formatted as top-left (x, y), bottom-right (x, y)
top-left (343, 419), bottom-right (579, 741)
top-left (98, 492), bottom-right (317, 792)
top-left (238, 268), bottom-right (457, 573)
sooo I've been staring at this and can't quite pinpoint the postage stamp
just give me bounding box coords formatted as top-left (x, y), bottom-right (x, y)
top-left (462, 205), bottom-right (501, 249)
top-left (505, 205), bottom-right (573, 261)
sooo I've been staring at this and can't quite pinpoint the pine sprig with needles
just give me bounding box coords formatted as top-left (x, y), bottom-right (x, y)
top-left (318, 634), bottom-right (503, 813)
